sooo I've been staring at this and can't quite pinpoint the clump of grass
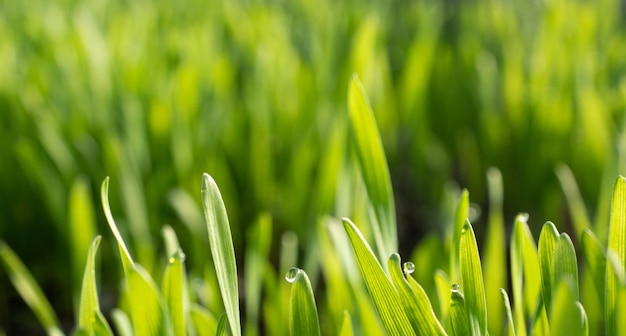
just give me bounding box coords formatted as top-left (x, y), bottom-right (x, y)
top-left (1, 76), bottom-right (625, 336)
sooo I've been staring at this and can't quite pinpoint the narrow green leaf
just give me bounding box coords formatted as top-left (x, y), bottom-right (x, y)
top-left (100, 177), bottom-right (133, 272)
top-left (538, 221), bottom-right (559, 315)
top-left (576, 302), bottom-right (589, 336)
top-left (556, 165), bottom-right (592, 238)
top-left (554, 233), bottom-right (579, 300)
top-left (78, 236), bottom-right (113, 335)
top-left (111, 309), bottom-right (133, 336)
top-left (127, 265), bottom-right (171, 335)
top-left (215, 314), bottom-right (228, 336)
top-left (162, 250), bottom-right (187, 336)
top-left (201, 173), bottom-right (241, 336)
top-left (451, 190), bottom-right (469, 283)
top-left (68, 176), bottom-right (97, 307)
top-left (550, 280), bottom-right (585, 336)
top-left (388, 254), bottom-right (446, 336)
top-left (101, 177), bottom-right (171, 335)
top-left (162, 225), bottom-right (182, 258)
top-left (459, 220), bottom-right (487, 335)
top-left (348, 74), bottom-right (396, 260)
top-left (483, 168), bottom-right (506, 336)
top-left (581, 230), bottom-right (605, 303)
top-left (510, 215), bottom-right (542, 335)
top-left (434, 270), bottom-right (451, 325)
top-left (499, 289), bottom-right (515, 336)
top-left (286, 268), bottom-right (321, 336)
top-left (0, 242), bottom-right (63, 336)
top-left (339, 311), bottom-right (353, 336)
top-left (343, 218), bottom-right (416, 336)
top-left (606, 176), bottom-right (626, 336)
top-left (190, 305), bottom-right (217, 336)
top-left (450, 286), bottom-right (471, 336)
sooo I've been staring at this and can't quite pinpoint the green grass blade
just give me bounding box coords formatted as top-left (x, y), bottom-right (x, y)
top-left (606, 176), bottom-right (626, 336)
top-left (68, 176), bottom-right (97, 307)
top-left (576, 302), bottom-right (589, 336)
top-left (127, 265), bottom-right (172, 335)
top-left (388, 253), bottom-right (446, 335)
top-left (339, 311), bottom-right (353, 336)
top-left (581, 230), bottom-right (606, 304)
top-left (342, 218), bottom-right (416, 336)
top-left (201, 173), bottom-right (241, 336)
top-left (510, 214), bottom-right (530, 336)
top-left (163, 250), bottom-right (187, 336)
top-left (483, 168), bottom-right (506, 335)
top-left (100, 177), bottom-right (133, 272)
top-left (286, 268), bottom-right (321, 336)
top-left (0, 241), bottom-right (63, 336)
top-left (549, 280), bottom-right (585, 336)
top-left (348, 74), bottom-right (396, 260)
top-left (556, 165), bottom-right (592, 238)
top-left (499, 289), bottom-right (515, 336)
top-left (450, 286), bottom-right (471, 336)
top-left (451, 190), bottom-right (469, 283)
top-left (78, 236), bottom-right (113, 335)
top-left (459, 220), bottom-right (487, 336)
top-left (111, 309), bottom-right (133, 336)
top-left (215, 314), bottom-right (228, 336)
top-left (538, 221), bottom-right (559, 315)
top-left (190, 305), bottom-right (217, 336)
top-left (554, 233), bottom-right (579, 300)
top-left (434, 270), bottom-right (451, 325)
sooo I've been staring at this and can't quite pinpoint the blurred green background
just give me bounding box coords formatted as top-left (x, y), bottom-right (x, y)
top-left (2, 0), bottom-right (626, 333)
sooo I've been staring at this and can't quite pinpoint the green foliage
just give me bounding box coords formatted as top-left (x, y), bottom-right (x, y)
top-left (3, 70), bottom-right (626, 336)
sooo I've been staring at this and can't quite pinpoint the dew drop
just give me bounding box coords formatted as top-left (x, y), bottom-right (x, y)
top-left (285, 267), bottom-right (300, 283)
top-left (451, 283), bottom-right (460, 293)
top-left (518, 213), bottom-right (529, 223)
top-left (168, 251), bottom-right (186, 264)
top-left (403, 262), bottom-right (415, 275)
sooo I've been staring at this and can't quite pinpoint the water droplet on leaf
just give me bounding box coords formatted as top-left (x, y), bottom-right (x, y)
top-left (403, 261), bottom-right (415, 275)
top-left (451, 283), bottom-right (460, 292)
top-left (285, 267), bottom-right (300, 283)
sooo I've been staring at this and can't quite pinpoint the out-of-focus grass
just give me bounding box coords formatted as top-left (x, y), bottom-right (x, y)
top-left (2, 0), bottom-right (626, 332)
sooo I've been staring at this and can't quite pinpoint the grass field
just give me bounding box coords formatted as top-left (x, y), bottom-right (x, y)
top-left (1, 0), bottom-right (626, 334)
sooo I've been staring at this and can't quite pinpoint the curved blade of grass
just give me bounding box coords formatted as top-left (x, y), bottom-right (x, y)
top-left (538, 221), bottom-right (559, 315)
top-left (388, 253), bottom-right (446, 335)
top-left (102, 177), bottom-right (171, 334)
top-left (339, 311), bottom-right (353, 336)
top-left (451, 190), bottom-right (469, 283)
top-left (78, 236), bottom-right (113, 335)
top-left (190, 304), bottom-right (218, 336)
top-left (450, 287), bottom-right (470, 336)
top-left (163, 250), bottom-right (187, 336)
top-left (348, 74), bottom-right (396, 260)
top-left (606, 176), bottom-right (626, 336)
top-left (100, 177), bottom-right (133, 272)
top-left (459, 220), bottom-right (487, 336)
top-left (0, 241), bottom-right (63, 336)
top-left (286, 268), bottom-right (320, 336)
top-left (554, 233), bottom-right (579, 300)
top-left (342, 218), bottom-right (416, 336)
top-left (576, 302), bottom-right (589, 336)
top-left (201, 173), bottom-right (241, 336)
top-left (581, 230), bottom-right (605, 304)
top-left (500, 289), bottom-right (515, 336)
